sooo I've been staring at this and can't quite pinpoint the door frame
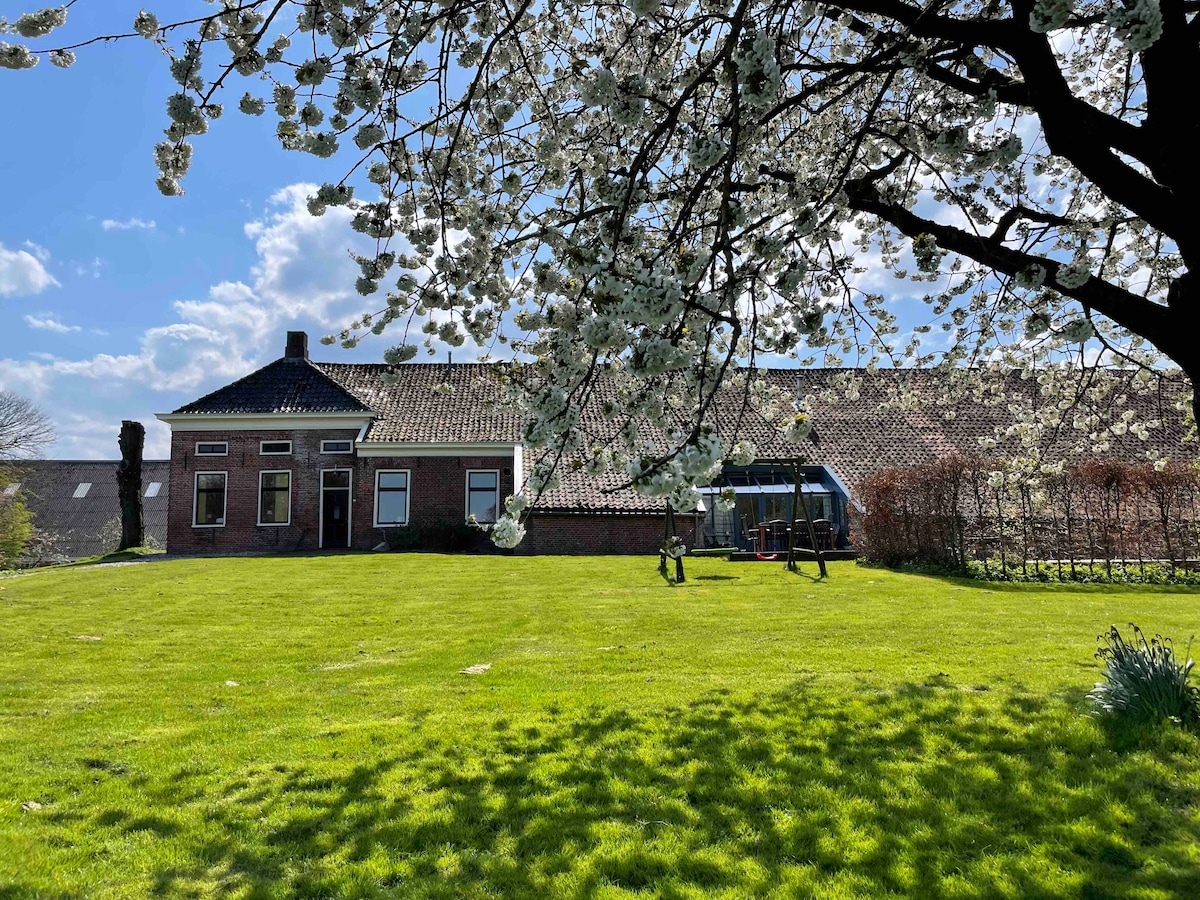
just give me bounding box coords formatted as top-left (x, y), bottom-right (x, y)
top-left (319, 467), bottom-right (353, 549)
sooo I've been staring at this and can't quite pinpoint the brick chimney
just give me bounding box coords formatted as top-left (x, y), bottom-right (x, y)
top-left (285, 331), bottom-right (309, 360)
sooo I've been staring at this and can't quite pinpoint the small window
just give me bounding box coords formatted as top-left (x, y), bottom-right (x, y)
top-left (466, 470), bottom-right (499, 524)
top-left (73, 482), bottom-right (92, 499)
top-left (374, 470), bottom-right (409, 526)
top-left (321, 440), bottom-right (353, 455)
top-left (2, 483), bottom-right (20, 497)
top-left (193, 472), bottom-right (227, 527)
top-left (260, 440), bottom-right (292, 455)
top-left (195, 441), bottom-right (228, 456)
top-left (258, 471), bottom-right (291, 526)
top-left (322, 469), bottom-right (350, 489)
top-left (144, 482), bottom-right (162, 499)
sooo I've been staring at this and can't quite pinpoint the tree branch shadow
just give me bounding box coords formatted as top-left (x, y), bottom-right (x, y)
top-left (117, 681), bottom-right (1200, 899)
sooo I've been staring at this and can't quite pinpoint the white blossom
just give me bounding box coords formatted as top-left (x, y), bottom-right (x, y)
top-left (133, 9), bottom-right (158, 39)
top-left (491, 515), bottom-right (526, 548)
top-left (13, 7), bottom-right (66, 38)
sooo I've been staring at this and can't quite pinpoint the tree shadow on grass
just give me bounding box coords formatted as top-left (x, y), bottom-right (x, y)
top-left (134, 684), bottom-right (1200, 899)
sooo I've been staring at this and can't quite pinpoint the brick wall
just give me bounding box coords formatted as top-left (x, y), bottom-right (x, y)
top-left (350, 454), bottom-right (516, 550)
top-left (167, 432), bottom-right (518, 554)
top-left (167, 428), bottom-right (362, 555)
top-left (519, 513), bottom-right (701, 556)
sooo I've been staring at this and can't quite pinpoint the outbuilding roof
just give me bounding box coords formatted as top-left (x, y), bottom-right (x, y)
top-left (6, 459), bottom-right (170, 561)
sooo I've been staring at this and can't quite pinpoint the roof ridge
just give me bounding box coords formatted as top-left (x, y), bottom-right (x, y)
top-left (298, 357), bottom-right (374, 412)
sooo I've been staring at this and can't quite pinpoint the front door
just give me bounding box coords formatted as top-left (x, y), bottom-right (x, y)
top-left (320, 469), bottom-right (351, 549)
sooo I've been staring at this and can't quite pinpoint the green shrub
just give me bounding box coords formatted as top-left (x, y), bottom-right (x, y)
top-left (384, 522), bottom-right (488, 553)
top-left (1088, 624), bottom-right (1198, 727)
top-left (0, 478), bottom-right (32, 569)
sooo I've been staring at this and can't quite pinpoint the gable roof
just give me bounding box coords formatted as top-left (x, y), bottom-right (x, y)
top-left (6, 460), bottom-right (170, 561)
top-left (166, 342), bottom-right (1194, 514)
top-left (172, 357), bottom-right (372, 416)
top-left (315, 363), bottom-right (522, 443)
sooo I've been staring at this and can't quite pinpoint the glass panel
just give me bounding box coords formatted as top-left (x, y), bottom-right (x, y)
top-left (323, 441), bottom-right (352, 453)
top-left (806, 493), bottom-right (832, 521)
top-left (195, 477), bottom-right (225, 525)
top-left (144, 482), bottom-right (161, 498)
top-left (378, 471), bottom-right (408, 489)
top-left (377, 491), bottom-right (407, 524)
top-left (261, 472), bottom-right (289, 490)
top-left (322, 470), bottom-right (350, 488)
top-left (197, 443), bottom-right (226, 455)
top-left (735, 494), bottom-right (758, 528)
top-left (260, 488), bottom-right (289, 523)
top-left (197, 473), bottom-right (225, 490)
top-left (72, 482), bottom-right (92, 499)
top-left (763, 494), bottom-right (791, 523)
top-left (468, 491), bottom-right (498, 523)
top-left (468, 471), bottom-right (498, 490)
top-left (261, 441), bottom-right (291, 454)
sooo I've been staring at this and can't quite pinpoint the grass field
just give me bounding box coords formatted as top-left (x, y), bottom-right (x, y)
top-left (1, 555), bottom-right (1198, 899)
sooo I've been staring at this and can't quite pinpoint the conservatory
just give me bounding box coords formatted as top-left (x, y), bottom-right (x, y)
top-left (698, 465), bottom-right (851, 551)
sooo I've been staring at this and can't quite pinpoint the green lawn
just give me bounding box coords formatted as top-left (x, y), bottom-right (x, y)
top-left (1, 556), bottom-right (1198, 899)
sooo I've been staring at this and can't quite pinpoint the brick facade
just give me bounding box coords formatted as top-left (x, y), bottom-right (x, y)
top-left (519, 513), bottom-right (701, 556)
top-left (167, 428), bottom-right (519, 554)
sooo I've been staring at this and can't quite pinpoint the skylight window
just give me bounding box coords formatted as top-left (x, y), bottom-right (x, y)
top-left (73, 482), bottom-right (92, 499)
top-left (144, 482), bottom-right (162, 498)
top-left (1, 483), bottom-right (20, 497)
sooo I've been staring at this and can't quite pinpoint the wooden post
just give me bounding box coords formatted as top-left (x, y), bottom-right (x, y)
top-left (660, 500), bottom-right (670, 577)
top-left (795, 460), bottom-right (827, 578)
top-left (667, 504), bottom-right (684, 583)
top-left (787, 461), bottom-right (802, 572)
top-left (117, 420), bottom-right (145, 551)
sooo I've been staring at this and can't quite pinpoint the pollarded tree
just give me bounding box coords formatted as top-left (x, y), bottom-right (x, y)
top-left (3, 0), bottom-right (1195, 546)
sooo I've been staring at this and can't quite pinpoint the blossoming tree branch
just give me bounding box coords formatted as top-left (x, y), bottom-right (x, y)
top-left (2, 0), bottom-right (1194, 546)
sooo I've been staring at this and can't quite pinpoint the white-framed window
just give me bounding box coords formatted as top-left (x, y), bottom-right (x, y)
top-left (195, 441), bottom-right (228, 456)
top-left (144, 481), bottom-right (162, 499)
top-left (193, 471), bottom-right (227, 527)
top-left (260, 440), bottom-right (292, 456)
top-left (257, 470), bottom-right (292, 526)
top-left (73, 482), bottom-right (92, 499)
top-left (373, 469), bottom-right (410, 527)
top-left (321, 439), bottom-right (354, 455)
top-left (465, 469), bottom-right (500, 523)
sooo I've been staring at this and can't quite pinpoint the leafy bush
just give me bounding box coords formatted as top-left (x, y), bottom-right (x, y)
top-left (384, 522), bottom-right (489, 553)
top-left (1088, 624), bottom-right (1198, 726)
top-left (854, 457), bottom-right (1200, 580)
top-left (964, 560), bottom-right (1200, 585)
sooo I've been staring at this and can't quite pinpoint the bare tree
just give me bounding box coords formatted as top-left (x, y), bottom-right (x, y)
top-left (0, 391), bottom-right (54, 460)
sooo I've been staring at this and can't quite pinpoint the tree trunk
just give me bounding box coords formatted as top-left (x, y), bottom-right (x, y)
top-left (117, 420), bottom-right (145, 551)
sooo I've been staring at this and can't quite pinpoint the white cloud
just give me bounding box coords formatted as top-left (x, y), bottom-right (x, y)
top-left (25, 313), bottom-right (81, 333)
top-left (101, 217), bottom-right (157, 231)
top-left (22, 240), bottom-right (50, 263)
top-left (49, 411), bottom-right (172, 460)
top-left (0, 241), bottom-right (59, 297)
top-left (0, 183), bottom-right (372, 402)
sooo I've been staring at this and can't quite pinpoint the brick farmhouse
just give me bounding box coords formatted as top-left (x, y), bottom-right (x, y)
top-left (155, 331), bottom-right (1192, 557)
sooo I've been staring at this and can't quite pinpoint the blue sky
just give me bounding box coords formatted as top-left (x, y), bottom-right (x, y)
top-left (0, 2), bottom-right (413, 459)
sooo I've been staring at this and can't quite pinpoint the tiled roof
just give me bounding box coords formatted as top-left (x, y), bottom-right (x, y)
top-left (789, 368), bottom-right (1194, 486)
top-left (171, 349), bottom-right (1194, 514)
top-left (6, 460), bottom-right (170, 560)
top-left (314, 363), bottom-right (522, 442)
top-left (172, 358), bottom-right (372, 415)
